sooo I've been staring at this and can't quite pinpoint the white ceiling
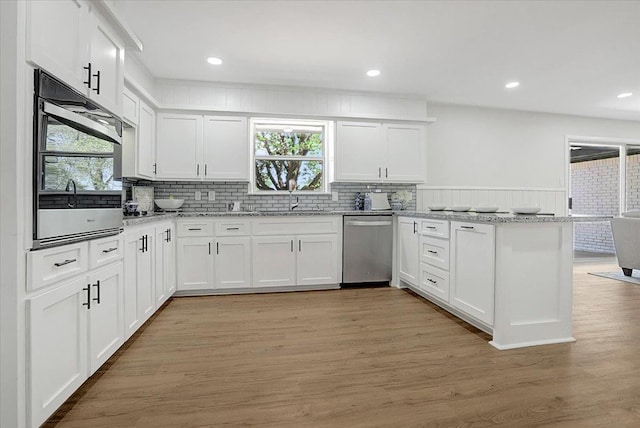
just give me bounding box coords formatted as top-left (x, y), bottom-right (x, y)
top-left (116, 0), bottom-right (640, 121)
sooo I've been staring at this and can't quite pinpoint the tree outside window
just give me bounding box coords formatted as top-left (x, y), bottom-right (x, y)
top-left (253, 120), bottom-right (328, 192)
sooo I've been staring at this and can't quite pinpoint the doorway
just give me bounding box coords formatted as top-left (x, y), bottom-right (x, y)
top-left (567, 136), bottom-right (640, 260)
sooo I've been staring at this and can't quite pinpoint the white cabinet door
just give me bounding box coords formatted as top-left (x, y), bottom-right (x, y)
top-left (398, 217), bottom-right (419, 286)
top-left (155, 224), bottom-right (176, 304)
top-left (383, 123), bottom-right (425, 182)
top-left (123, 228), bottom-right (154, 338)
top-left (215, 237), bottom-right (252, 289)
top-left (87, 262), bottom-right (124, 375)
top-left (296, 234), bottom-right (338, 286)
top-left (156, 113), bottom-right (203, 180)
top-left (122, 87), bottom-right (139, 126)
top-left (137, 99), bottom-right (156, 179)
top-left (336, 121), bottom-right (382, 182)
top-left (28, 277), bottom-right (88, 428)
top-left (450, 222), bottom-right (495, 325)
top-left (252, 236), bottom-right (296, 287)
top-left (26, 0), bottom-right (90, 95)
top-left (203, 116), bottom-right (248, 180)
top-left (87, 9), bottom-right (124, 115)
top-left (177, 237), bottom-right (214, 290)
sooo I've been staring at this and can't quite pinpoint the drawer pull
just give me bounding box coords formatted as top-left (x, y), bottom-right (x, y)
top-left (54, 258), bottom-right (77, 267)
top-left (102, 247), bottom-right (117, 254)
top-left (427, 250), bottom-right (438, 254)
top-left (461, 225), bottom-right (475, 230)
top-left (425, 226), bottom-right (437, 230)
top-left (188, 228), bottom-right (202, 231)
top-left (427, 278), bottom-right (437, 284)
top-left (226, 227), bottom-right (240, 230)
top-left (92, 280), bottom-right (101, 304)
top-left (82, 285), bottom-right (91, 309)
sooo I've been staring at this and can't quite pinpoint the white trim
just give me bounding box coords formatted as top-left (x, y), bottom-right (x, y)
top-left (417, 185), bottom-right (566, 192)
top-left (123, 75), bottom-right (161, 109)
top-left (489, 337), bottom-right (576, 350)
top-left (91, 1), bottom-right (143, 52)
top-left (566, 135), bottom-right (640, 145)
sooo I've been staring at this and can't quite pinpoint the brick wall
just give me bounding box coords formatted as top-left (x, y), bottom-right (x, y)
top-left (123, 180), bottom-right (416, 212)
top-left (571, 153), bottom-right (640, 254)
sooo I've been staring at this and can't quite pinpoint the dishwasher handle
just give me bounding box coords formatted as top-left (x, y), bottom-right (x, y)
top-left (346, 220), bottom-right (392, 227)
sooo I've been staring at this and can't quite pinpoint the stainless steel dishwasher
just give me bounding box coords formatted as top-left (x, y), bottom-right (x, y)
top-left (342, 215), bottom-right (393, 285)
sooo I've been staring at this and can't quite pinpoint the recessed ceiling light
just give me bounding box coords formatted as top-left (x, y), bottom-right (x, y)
top-left (366, 69), bottom-right (381, 77)
top-left (206, 57), bottom-right (223, 65)
top-left (617, 92), bottom-right (633, 99)
top-left (505, 81), bottom-right (520, 89)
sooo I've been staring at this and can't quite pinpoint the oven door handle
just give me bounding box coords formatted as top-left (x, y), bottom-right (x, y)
top-left (42, 101), bottom-right (121, 145)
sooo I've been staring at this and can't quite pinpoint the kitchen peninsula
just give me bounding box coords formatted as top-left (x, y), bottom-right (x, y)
top-left (124, 210), bottom-right (606, 350)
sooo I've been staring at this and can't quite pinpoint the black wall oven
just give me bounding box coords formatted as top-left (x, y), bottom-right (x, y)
top-left (33, 70), bottom-right (123, 249)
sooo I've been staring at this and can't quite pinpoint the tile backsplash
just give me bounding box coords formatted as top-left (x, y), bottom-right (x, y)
top-left (123, 180), bottom-right (416, 212)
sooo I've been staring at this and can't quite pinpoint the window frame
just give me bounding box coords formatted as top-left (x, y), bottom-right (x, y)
top-left (249, 117), bottom-right (332, 194)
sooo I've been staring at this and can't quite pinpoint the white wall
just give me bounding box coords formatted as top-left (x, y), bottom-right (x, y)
top-left (425, 103), bottom-right (640, 188)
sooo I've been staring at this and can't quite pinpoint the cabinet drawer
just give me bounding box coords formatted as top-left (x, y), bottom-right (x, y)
top-left (419, 263), bottom-right (450, 303)
top-left (215, 219), bottom-right (251, 236)
top-left (252, 217), bottom-right (339, 235)
top-left (28, 242), bottom-right (89, 291)
top-left (420, 236), bottom-right (450, 271)
top-left (176, 220), bottom-right (214, 237)
top-left (89, 235), bottom-right (123, 269)
top-left (420, 219), bottom-right (449, 239)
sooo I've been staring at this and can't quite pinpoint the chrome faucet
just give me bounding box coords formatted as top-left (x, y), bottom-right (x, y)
top-left (288, 190), bottom-right (299, 211)
top-left (65, 178), bottom-right (77, 208)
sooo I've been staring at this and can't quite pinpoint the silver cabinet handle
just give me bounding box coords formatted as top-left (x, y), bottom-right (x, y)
top-left (54, 258), bottom-right (77, 267)
top-left (102, 247), bottom-right (117, 253)
top-left (461, 225), bottom-right (475, 230)
top-left (346, 221), bottom-right (392, 227)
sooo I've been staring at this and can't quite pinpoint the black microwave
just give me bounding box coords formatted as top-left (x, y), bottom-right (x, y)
top-left (33, 70), bottom-right (123, 249)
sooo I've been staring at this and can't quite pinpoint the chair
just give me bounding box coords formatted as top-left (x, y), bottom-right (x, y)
top-left (611, 211), bottom-right (640, 276)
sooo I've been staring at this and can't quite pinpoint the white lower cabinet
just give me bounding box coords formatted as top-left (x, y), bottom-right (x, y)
top-left (155, 222), bottom-right (176, 306)
top-left (28, 276), bottom-right (88, 428)
top-left (177, 237), bottom-right (215, 290)
top-left (252, 236), bottom-right (297, 287)
top-left (398, 217), bottom-right (420, 286)
top-left (28, 259), bottom-right (124, 428)
top-left (87, 262), bottom-right (124, 375)
top-left (450, 222), bottom-right (495, 325)
top-left (123, 226), bottom-right (155, 339)
top-left (296, 234), bottom-right (339, 286)
top-left (215, 237), bottom-right (252, 289)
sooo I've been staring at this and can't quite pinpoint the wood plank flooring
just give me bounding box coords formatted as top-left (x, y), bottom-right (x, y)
top-left (46, 262), bottom-right (640, 427)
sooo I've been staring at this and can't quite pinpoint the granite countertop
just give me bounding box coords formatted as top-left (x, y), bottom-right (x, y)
top-left (122, 209), bottom-right (612, 227)
top-left (398, 211), bottom-right (612, 223)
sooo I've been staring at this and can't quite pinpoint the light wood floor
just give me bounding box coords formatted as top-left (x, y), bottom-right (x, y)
top-left (46, 263), bottom-right (640, 427)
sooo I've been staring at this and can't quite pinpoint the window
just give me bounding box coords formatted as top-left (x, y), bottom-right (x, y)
top-left (251, 118), bottom-right (331, 193)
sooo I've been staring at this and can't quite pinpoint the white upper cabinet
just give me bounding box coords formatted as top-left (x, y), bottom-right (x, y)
top-left (137, 99), bottom-right (156, 178)
top-left (87, 9), bottom-right (124, 115)
top-left (383, 123), bottom-right (425, 182)
top-left (336, 121), bottom-right (426, 183)
top-left (336, 121), bottom-right (382, 182)
top-left (202, 116), bottom-right (249, 181)
top-left (26, 0), bottom-right (89, 94)
top-left (26, 0), bottom-right (125, 116)
top-left (156, 113), bottom-right (203, 180)
top-left (122, 87), bottom-right (139, 126)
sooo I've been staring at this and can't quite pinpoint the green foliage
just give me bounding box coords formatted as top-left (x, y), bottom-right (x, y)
top-left (254, 131), bottom-right (324, 191)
